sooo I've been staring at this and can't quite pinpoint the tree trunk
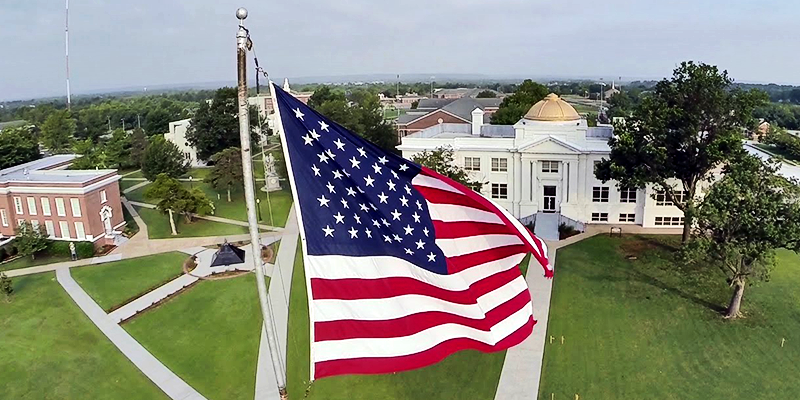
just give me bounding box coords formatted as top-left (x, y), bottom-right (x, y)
top-left (681, 216), bottom-right (691, 243)
top-left (168, 209), bottom-right (178, 235)
top-left (725, 279), bottom-right (746, 319)
top-left (227, 188), bottom-right (231, 202)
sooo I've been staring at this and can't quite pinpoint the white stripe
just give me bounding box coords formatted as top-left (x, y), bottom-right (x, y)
top-left (306, 253), bottom-right (526, 292)
top-left (311, 274), bottom-right (528, 322)
top-left (412, 174), bottom-right (461, 194)
top-left (435, 234), bottom-right (523, 258)
top-left (426, 202), bottom-right (504, 225)
top-left (314, 288), bottom-right (533, 362)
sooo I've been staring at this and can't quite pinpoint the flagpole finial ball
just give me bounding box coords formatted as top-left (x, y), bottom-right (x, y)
top-left (236, 7), bottom-right (248, 20)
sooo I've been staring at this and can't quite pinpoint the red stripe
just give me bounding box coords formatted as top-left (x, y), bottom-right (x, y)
top-left (310, 265), bottom-right (520, 303)
top-left (432, 220), bottom-right (515, 239)
top-left (314, 289), bottom-right (532, 341)
top-left (413, 185), bottom-right (490, 211)
top-left (314, 316), bottom-right (535, 378)
top-left (446, 244), bottom-right (529, 274)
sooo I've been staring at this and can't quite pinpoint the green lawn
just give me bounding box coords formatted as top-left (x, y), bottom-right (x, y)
top-left (287, 240), bottom-right (508, 400)
top-left (754, 143), bottom-right (799, 165)
top-left (122, 203), bottom-right (140, 236)
top-left (181, 167), bottom-right (212, 180)
top-left (124, 170), bottom-right (145, 179)
top-left (120, 178), bottom-right (144, 191)
top-left (0, 253), bottom-right (71, 272)
top-left (540, 235), bottom-right (800, 400)
top-left (72, 252), bottom-right (187, 312)
top-left (124, 274), bottom-right (263, 400)
top-left (0, 273), bottom-right (166, 399)
top-left (135, 206), bottom-right (250, 239)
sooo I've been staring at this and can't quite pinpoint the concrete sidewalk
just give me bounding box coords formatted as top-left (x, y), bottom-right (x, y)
top-left (128, 201), bottom-right (284, 232)
top-left (56, 267), bottom-right (206, 400)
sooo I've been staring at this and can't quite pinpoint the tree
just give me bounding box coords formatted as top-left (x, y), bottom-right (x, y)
top-left (40, 110), bottom-right (76, 153)
top-left (595, 62), bottom-right (768, 243)
top-left (13, 221), bottom-right (49, 260)
top-left (143, 108), bottom-right (172, 135)
top-left (490, 79), bottom-right (550, 125)
top-left (411, 147), bottom-right (483, 190)
top-left (70, 139), bottom-right (108, 169)
top-left (144, 174), bottom-right (212, 233)
top-left (208, 148), bottom-right (243, 202)
top-left (141, 136), bottom-right (190, 181)
top-left (0, 272), bottom-right (12, 302)
top-left (0, 127), bottom-right (40, 169)
top-left (687, 155), bottom-right (800, 318)
top-left (130, 127), bottom-right (148, 167)
top-left (186, 87), bottom-right (259, 161)
top-left (476, 90), bottom-right (496, 98)
top-left (763, 127), bottom-right (800, 160)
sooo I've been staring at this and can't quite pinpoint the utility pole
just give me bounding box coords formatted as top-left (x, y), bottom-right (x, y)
top-left (137, 114), bottom-right (141, 129)
top-left (121, 119), bottom-right (125, 131)
top-left (65, 0), bottom-right (71, 109)
top-left (236, 8), bottom-right (287, 396)
top-left (107, 116), bottom-right (111, 133)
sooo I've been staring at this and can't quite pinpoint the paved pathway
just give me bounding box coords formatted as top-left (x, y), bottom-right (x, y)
top-left (128, 201), bottom-right (284, 232)
top-left (56, 267), bottom-right (206, 400)
top-left (124, 181), bottom-right (150, 194)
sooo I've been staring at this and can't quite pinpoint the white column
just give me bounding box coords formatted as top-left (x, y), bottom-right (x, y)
top-left (512, 152), bottom-right (522, 217)
top-left (569, 160), bottom-right (579, 204)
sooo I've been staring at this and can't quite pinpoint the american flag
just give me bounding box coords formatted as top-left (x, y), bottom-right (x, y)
top-left (271, 84), bottom-right (552, 379)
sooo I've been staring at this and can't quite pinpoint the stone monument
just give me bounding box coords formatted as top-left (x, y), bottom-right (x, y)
top-left (261, 153), bottom-right (281, 192)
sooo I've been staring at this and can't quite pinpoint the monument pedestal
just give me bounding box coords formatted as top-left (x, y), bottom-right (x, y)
top-left (261, 176), bottom-right (281, 192)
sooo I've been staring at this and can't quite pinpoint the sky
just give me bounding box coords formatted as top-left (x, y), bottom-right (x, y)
top-left (2, 0), bottom-right (799, 101)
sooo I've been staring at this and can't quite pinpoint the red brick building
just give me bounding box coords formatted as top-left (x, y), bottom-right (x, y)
top-left (395, 97), bottom-right (502, 138)
top-left (0, 155), bottom-right (124, 248)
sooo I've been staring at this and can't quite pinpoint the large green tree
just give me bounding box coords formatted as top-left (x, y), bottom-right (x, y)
top-left (412, 147), bottom-right (483, 190)
top-left (40, 110), bottom-right (76, 153)
top-left (130, 128), bottom-right (148, 167)
top-left (0, 127), bottom-right (40, 169)
top-left (687, 155), bottom-right (800, 318)
top-left (141, 136), bottom-right (189, 181)
top-left (490, 79), bottom-right (550, 125)
top-left (208, 148), bottom-right (243, 202)
top-left (185, 87), bottom-right (259, 161)
top-left (105, 128), bottom-right (134, 168)
top-left (595, 61), bottom-right (768, 242)
top-left (145, 174), bottom-right (213, 234)
top-left (13, 221), bottom-right (49, 260)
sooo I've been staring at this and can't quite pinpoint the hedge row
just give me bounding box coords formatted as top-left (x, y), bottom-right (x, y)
top-left (0, 240), bottom-right (95, 262)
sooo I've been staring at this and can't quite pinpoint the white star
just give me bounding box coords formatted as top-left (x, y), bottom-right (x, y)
top-left (322, 225), bottom-right (334, 237)
top-left (302, 134), bottom-right (313, 145)
top-left (353, 214), bottom-right (362, 224)
top-left (399, 196), bottom-right (409, 207)
top-left (372, 163), bottom-right (382, 174)
top-left (403, 224), bottom-right (414, 235)
top-left (348, 227), bottom-right (358, 238)
top-left (373, 219), bottom-right (381, 228)
top-left (333, 212), bottom-right (345, 224)
top-left (427, 252), bottom-right (436, 262)
top-left (293, 108), bottom-right (304, 120)
top-left (404, 248), bottom-right (414, 255)
top-left (378, 192), bottom-right (389, 204)
top-left (416, 200), bottom-right (423, 210)
top-left (423, 227), bottom-right (430, 236)
top-left (370, 203), bottom-right (378, 211)
top-left (391, 209), bottom-right (402, 221)
top-left (404, 185), bottom-right (412, 195)
top-left (332, 170), bottom-right (343, 180)
top-left (415, 240), bottom-right (425, 249)
top-left (360, 203), bottom-right (370, 212)
top-left (325, 149), bottom-right (336, 160)
top-left (399, 163), bottom-right (409, 171)
top-left (346, 187), bottom-right (357, 197)
top-left (393, 234), bottom-right (403, 242)
top-left (378, 156), bottom-right (388, 165)
top-left (383, 235), bottom-right (392, 243)
top-left (365, 229), bottom-right (372, 238)
top-left (412, 212), bottom-right (420, 223)
top-left (364, 175), bottom-right (375, 187)
top-left (350, 157), bottom-right (361, 169)
top-left (334, 138), bottom-right (345, 151)
top-left (391, 170), bottom-right (399, 179)
top-left (309, 129), bottom-right (320, 140)
top-left (317, 195), bottom-right (330, 207)
top-left (319, 120), bottom-right (329, 131)
top-left (317, 152), bottom-right (329, 164)
top-left (343, 170), bottom-right (351, 177)
top-left (340, 198), bottom-right (349, 209)
top-left (325, 182), bottom-right (336, 194)
top-left (387, 180), bottom-right (396, 191)
top-left (311, 165), bottom-right (321, 176)
top-left (382, 218), bottom-right (391, 227)
top-left (357, 147), bottom-right (367, 158)
top-left (358, 187), bottom-right (366, 194)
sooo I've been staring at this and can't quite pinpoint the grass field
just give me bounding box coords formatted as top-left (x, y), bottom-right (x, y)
top-left (286, 240), bottom-right (509, 400)
top-left (124, 170), bottom-right (145, 179)
top-left (124, 274), bottom-right (263, 400)
top-left (540, 234), bottom-right (800, 400)
top-left (0, 273), bottom-right (165, 399)
top-left (72, 252), bottom-right (187, 312)
top-left (0, 253), bottom-right (71, 272)
top-left (134, 206), bottom-right (250, 239)
top-left (754, 143), bottom-right (799, 165)
top-left (120, 178), bottom-right (144, 191)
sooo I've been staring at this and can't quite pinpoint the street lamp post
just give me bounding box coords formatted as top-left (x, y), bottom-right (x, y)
top-left (188, 176), bottom-right (193, 189)
top-left (256, 197), bottom-right (262, 221)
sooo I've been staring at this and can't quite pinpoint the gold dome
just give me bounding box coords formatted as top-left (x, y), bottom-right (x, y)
top-left (524, 93), bottom-right (581, 122)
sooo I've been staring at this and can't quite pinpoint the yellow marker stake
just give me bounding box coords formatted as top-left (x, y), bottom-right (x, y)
top-left (782, 338), bottom-right (786, 348)
top-left (561, 336), bottom-right (565, 345)
top-left (550, 335), bottom-right (554, 344)
top-left (575, 394), bottom-right (580, 400)
top-left (551, 394), bottom-right (554, 400)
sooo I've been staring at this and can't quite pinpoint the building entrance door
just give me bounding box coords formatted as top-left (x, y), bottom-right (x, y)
top-left (543, 186), bottom-right (557, 213)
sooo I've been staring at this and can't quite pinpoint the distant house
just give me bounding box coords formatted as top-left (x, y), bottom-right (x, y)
top-left (164, 119), bottom-right (205, 167)
top-left (394, 97), bottom-right (502, 139)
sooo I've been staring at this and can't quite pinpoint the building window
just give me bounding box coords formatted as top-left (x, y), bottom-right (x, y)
top-left (13, 197), bottom-right (23, 215)
top-left (656, 190), bottom-right (684, 206)
top-left (591, 212), bottom-right (609, 222)
top-left (41, 197), bottom-right (51, 216)
top-left (70, 198), bottom-right (82, 218)
top-left (26, 197), bottom-right (37, 216)
top-left (491, 183), bottom-right (508, 199)
top-left (654, 216), bottom-right (685, 226)
top-left (59, 221), bottom-right (71, 239)
top-left (619, 213), bottom-right (636, 223)
top-left (101, 190), bottom-right (108, 203)
top-left (0, 209), bottom-right (7, 227)
top-left (45, 221), bottom-right (55, 237)
top-left (541, 161), bottom-right (559, 173)
top-left (619, 188), bottom-right (637, 203)
top-left (55, 198), bottom-right (66, 217)
top-left (31, 220), bottom-right (40, 230)
top-left (74, 222), bottom-right (86, 240)
top-left (464, 157), bottom-right (481, 171)
top-left (592, 187), bottom-right (609, 203)
top-left (17, 219), bottom-right (25, 227)
top-left (491, 158), bottom-right (508, 172)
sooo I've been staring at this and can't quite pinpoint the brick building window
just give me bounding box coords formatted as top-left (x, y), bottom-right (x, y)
top-left (41, 198), bottom-right (51, 216)
top-left (13, 197), bottom-right (23, 214)
top-left (0, 209), bottom-right (7, 227)
top-left (55, 198), bottom-right (66, 217)
top-left (70, 198), bottom-right (82, 217)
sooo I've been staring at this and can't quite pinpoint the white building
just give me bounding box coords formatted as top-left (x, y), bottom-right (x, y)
top-left (164, 118), bottom-right (205, 167)
top-left (398, 93), bottom-right (687, 235)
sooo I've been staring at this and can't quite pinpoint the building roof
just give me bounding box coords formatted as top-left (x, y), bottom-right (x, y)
top-left (524, 94), bottom-right (581, 122)
top-left (397, 98), bottom-right (503, 126)
top-left (0, 155), bottom-right (116, 185)
top-left (416, 98), bottom-right (455, 110)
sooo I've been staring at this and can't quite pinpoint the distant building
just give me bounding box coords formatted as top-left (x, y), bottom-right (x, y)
top-left (395, 97), bottom-right (502, 139)
top-left (0, 155), bottom-right (125, 247)
top-left (249, 78), bottom-right (313, 132)
top-left (164, 119), bottom-right (205, 167)
top-left (432, 88), bottom-right (499, 99)
top-left (603, 82), bottom-right (620, 100)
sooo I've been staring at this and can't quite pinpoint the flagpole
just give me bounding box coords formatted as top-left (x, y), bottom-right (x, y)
top-left (235, 8), bottom-right (287, 395)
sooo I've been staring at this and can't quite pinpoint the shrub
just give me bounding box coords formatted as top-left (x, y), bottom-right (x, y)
top-left (558, 222), bottom-right (581, 240)
top-left (47, 241), bottom-right (71, 256)
top-left (76, 242), bottom-right (95, 258)
top-left (0, 247), bottom-right (7, 262)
